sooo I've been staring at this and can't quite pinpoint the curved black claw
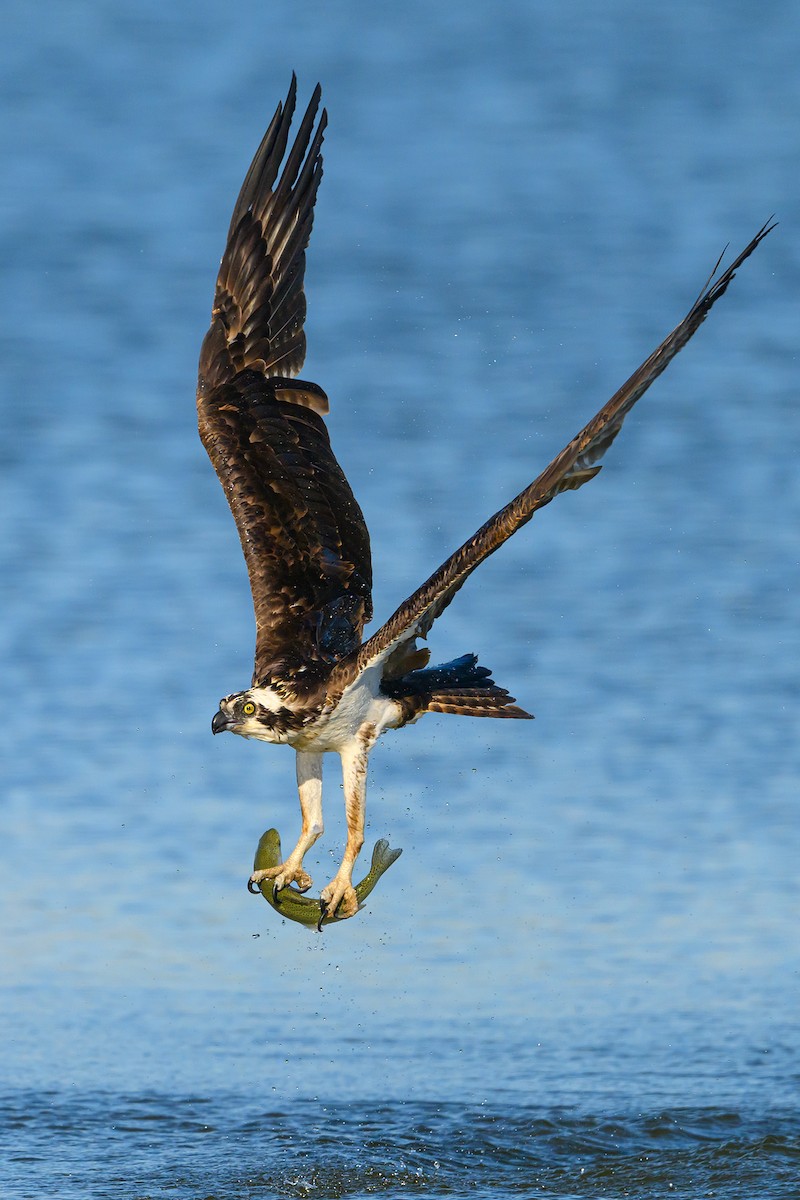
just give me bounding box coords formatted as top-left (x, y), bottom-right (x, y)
top-left (272, 881), bottom-right (282, 906)
top-left (316, 901), bottom-right (329, 933)
top-left (247, 877), bottom-right (261, 894)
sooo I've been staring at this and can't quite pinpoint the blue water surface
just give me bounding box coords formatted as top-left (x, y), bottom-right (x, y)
top-left (1, 1), bottom-right (799, 1196)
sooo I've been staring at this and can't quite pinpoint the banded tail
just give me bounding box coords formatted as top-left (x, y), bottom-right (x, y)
top-left (382, 653), bottom-right (533, 721)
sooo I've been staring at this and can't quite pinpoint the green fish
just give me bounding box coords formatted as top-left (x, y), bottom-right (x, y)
top-left (251, 828), bottom-right (402, 930)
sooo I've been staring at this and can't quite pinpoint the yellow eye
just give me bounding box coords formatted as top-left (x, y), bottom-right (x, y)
top-left (243, 701), bottom-right (256, 716)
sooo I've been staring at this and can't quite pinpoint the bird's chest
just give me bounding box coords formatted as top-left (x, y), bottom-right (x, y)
top-left (292, 670), bottom-right (401, 753)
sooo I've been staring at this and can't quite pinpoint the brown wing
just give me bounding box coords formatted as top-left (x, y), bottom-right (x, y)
top-left (197, 79), bottom-right (372, 688)
top-left (199, 75), bottom-right (324, 388)
top-left (331, 219), bottom-right (775, 694)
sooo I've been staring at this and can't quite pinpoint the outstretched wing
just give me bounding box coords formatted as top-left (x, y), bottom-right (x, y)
top-left (197, 78), bottom-right (372, 688)
top-left (330, 220), bottom-right (775, 695)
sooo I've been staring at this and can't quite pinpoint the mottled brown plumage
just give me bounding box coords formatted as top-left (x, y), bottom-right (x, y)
top-left (198, 78), bottom-right (772, 922)
top-left (197, 78), bottom-right (371, 688)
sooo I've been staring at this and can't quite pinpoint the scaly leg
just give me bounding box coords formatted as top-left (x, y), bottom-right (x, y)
top-left (319, 730), bottom-right (374, 920)
top-left (248, 752), bottom-right (324, 895)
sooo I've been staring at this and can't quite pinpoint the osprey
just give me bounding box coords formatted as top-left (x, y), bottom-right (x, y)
top-left (198, 76), bottom-right (772, 924)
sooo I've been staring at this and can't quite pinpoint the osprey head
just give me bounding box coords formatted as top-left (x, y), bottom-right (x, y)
top-left (211, 686), bottom-right (287, 742)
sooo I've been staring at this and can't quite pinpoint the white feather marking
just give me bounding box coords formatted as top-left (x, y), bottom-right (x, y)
top-left (249, 685), bottom-right (285, 713)
top-left (299, 667), bottom-right (402, 753)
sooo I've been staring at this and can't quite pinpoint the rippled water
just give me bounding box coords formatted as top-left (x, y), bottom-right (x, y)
top-left (4, 1094), bottom-right (800, 1199)
top-left (2, 0), bottom-right (799, 1196)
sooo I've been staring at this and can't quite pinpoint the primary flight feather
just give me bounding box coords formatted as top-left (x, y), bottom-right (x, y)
top-left (198, 76), bottom-right (773, 924)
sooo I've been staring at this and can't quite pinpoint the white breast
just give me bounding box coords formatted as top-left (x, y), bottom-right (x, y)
top-left (298, 665), bottom-right (403, 753)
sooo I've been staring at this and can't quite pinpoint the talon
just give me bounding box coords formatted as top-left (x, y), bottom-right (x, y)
top-left (319, 881), bottom-right (359, 922)
top-left (316, 906), bottom-right (326, 933)
top-left (249, 862), bottom-right (313, 895)
top-left (247, 877), bottom-right (261, 894)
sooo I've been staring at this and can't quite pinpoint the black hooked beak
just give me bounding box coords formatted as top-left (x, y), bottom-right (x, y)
top-left (211, 710), bottom-right (230, 735)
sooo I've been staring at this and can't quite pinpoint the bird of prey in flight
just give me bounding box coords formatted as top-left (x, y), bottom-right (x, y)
top-left (198, 75), bottom-right (772, 924)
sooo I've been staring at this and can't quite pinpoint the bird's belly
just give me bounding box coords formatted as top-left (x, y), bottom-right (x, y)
top-left (292, 670), bottom-right (402, 753)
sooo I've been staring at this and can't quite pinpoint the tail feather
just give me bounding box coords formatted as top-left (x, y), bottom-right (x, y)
top-left (382, 653), bottom-right (533, 721)
top-left (427, 692), bottom-right (533, 718)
